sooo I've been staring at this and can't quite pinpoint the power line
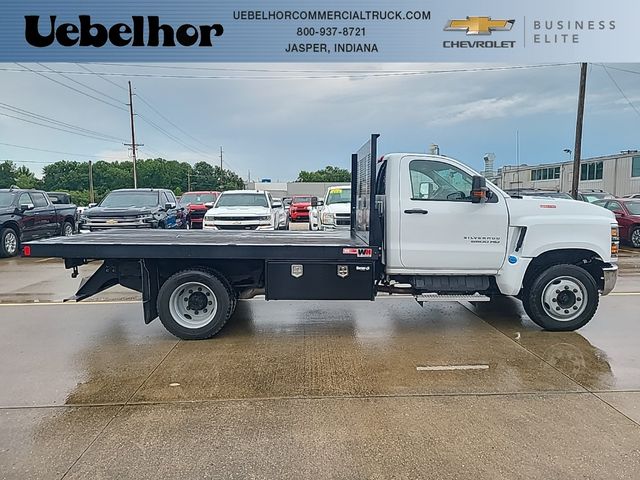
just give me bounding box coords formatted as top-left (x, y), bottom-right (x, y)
top-left (601, 65), bottom-right (640, 119)
top-left (596, 64), bottom-right (640, 76)
top-left (14, 62), bottom-right (128, 112)
top-left (2, 63), bottom-right (577, 81)
top-left (75, 63), bottom-right (128, 91)
top-left (135, 92), bottom-right (217, 153)
top-left (37, 63), bottom-right (127, 107)
top-left (0, 111), bottom-right (125, 144)
top-left (0, 141), bottom-right (126, 159)
top-left (0, 102), bottom-right (124, 141)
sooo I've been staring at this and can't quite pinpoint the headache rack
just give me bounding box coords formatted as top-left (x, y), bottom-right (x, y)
top-left (351, 133), bottom-right (381, 247)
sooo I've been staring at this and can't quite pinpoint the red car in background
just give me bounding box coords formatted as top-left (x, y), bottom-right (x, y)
top-left (289, 195), bottom-right (314, 222)
top-left (594, 198), bottom-right (640, 248)
top-left (180, 191), bottom-right (220, 229)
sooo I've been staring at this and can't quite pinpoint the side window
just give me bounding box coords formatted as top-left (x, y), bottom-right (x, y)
top-left (161, 192), bottom-right (171, 205)
top-left (166, 191), bottom-right (177, 203)
top-left (31, 192), bottom-right (48, 207)
top-left (409, 160), bottom-right (473, 201)
top-left (19, 193), bottom-right (32, 206)
top-left (606, 201), bottom-right (623, 212)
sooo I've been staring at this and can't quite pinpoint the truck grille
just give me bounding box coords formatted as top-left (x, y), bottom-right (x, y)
top-left (335, 214), bottom-right (351, 226)
top-left (217, 225), bottom-right (259, 230)
top-left (214, 216), bottom-right (263, 222)
top-left (189, 210), bottom-right (206, 219)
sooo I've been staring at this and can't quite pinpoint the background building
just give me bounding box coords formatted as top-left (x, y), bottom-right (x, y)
top-left (494, 150), bottom-right (640, 196)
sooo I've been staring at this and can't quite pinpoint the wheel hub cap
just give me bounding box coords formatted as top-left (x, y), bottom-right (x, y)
top-left (541, 276), bottom-right (587, 322)
top-left (168, 281), bottom-right (218, 329)
top-left (4, 232), bottom-right (17, 254)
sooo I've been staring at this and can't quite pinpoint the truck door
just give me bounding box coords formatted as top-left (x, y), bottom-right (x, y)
top-left (399, 156), bottom-right (509, 273)
top-left (30, 192), bottom-right (57, 237)
top-left (17, 193), bottom-right (37, 241)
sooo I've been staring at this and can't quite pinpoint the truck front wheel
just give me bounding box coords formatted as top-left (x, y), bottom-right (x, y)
top-left (522, 264), bottom-right (599, 331)
top-left (157, 269), bottom-right (234, 340)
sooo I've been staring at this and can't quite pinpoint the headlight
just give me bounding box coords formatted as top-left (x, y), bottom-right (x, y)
top-left (322, 212), bottom-right (335, 224)
top-left (611, 224), bottom-right (619, 257)
top-left (259, 216), bottom-right (271, 221)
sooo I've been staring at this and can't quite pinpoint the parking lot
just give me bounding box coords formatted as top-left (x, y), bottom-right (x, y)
top-left (1, 246), bottom-right (639, 479)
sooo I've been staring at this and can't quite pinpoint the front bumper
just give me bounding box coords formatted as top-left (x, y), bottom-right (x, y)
top-left (601, 263), bottom-right (618, 296)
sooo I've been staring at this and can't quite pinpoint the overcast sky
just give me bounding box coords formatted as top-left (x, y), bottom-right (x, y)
top-left (0, 62), bottom-right (639, 181)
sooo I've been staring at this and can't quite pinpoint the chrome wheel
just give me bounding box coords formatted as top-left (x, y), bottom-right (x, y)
top-left (63, 223), bottom-right (74, 236)
top-left (632, 228), bottom-right (640, 248)
top-left (541, 276), bottom-right (587, 322)
top-left (168, 281), bottom-right (218, 329)
top-left (4, 230), bottom-right (17, 255)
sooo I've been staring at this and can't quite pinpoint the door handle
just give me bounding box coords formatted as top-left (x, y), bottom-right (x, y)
top-left (404, 208), bottom-right (429, 214)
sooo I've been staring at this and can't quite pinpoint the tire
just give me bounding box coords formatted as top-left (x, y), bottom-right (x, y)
top-left (631, 226), bottom-right (640, 248)
top-left (157, 268), bottom-right (234, 340)
top-left (62, 221), bottom-right (74, 237)
top-left (522, 264), bottom-right (599, 331)
top-left (0, 227), bottom-right (19, 258)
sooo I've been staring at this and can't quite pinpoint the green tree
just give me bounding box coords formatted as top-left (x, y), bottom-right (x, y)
top-left (297, 166), bottom-right (351, 183)
top-left (42, 161), bottom-right (89, 191)
top-left (0, 161), bottom-right (17, 188)
top-left (15, 166), bottom-right (43, 189)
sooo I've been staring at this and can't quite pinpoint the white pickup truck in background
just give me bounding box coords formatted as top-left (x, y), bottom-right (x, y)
top-left (310, 185), bottom-right (352, 231)
top-left (203, 190), bottom-right (285, 231)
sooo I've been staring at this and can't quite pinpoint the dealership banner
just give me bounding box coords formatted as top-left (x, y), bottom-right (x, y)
top-left (0, 0), bottom-right (638, 62)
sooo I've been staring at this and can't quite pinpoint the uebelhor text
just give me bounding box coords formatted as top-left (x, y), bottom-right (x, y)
top-left (24, 16), bottom-right (224, 48)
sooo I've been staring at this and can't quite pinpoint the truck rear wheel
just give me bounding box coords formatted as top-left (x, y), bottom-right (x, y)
top-left (157, 269), bottom-right (234, 340)
top-left (522, 264), bottom-right (599, 331)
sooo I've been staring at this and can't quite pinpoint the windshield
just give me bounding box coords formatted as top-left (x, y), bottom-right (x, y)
top-left (292, 196), bottom-right (311, 204)
top-left (99, 191), bottom-right (159, 208)
top-left (181, 193), bottom-right (217, 204)
top-left (216, 193), bottom-right (268, 207)
top-left (626, 202), bottom-right (640, 215)
top-left (584, 194), bottom-right (608, 203)
top-left (0, 192), bottom-right (16, 208)
top-left (326, 187), bottom-right (351, 205)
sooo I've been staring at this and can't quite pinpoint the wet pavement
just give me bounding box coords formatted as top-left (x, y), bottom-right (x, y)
top-left (0, 251), bottom-right (639, 479)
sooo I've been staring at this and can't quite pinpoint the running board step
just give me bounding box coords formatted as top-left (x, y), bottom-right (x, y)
top-left (415, 293), bottom-right (490, 305)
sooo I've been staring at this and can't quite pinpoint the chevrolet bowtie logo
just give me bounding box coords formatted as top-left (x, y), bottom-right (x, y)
top-left (445, 17), bottom-right (515, 35)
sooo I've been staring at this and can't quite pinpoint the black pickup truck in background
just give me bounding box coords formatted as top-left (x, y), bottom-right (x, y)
top-left (0, 188), bottom-right (78, 257)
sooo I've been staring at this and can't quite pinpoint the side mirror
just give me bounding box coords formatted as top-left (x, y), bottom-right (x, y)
top-left (613, 210), bottom-right (624, 216)
top-left (164, 202), bottom-right (175, 210)
top-left (311, 197), bottom-right (318, 207)
top-left (20, 203), bottom-right (34, 211)
top-left (88, 203), bottom-right (97, 208)
top-left (272, 201), bottom-right (282, 208)
top-left (317, 200), bottom-right (324, 206)
top-left (204, 202), bottom-right (214, 209)
top-left (470, 176), bottom-right (488, 204)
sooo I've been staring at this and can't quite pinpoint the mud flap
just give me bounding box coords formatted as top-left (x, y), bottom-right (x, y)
top-left (142, 260), bottom-right (159, 324)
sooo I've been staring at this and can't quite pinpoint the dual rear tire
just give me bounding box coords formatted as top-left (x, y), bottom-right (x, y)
top-left (157, 269), bottom-right (236, 340)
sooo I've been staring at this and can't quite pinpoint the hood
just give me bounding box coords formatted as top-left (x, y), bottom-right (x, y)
top-left (187, 204), bottom-right (209, 211)
top-left (209, 206), bottom-right (271, 216)
top-left (85, 206), bottom-right (155, 217)
top-left (0, 206), bottom-right (16, 216)
top-left (506, 196), bottom-right (615, 221)
top-left (323, 202), bottom-right (350, 214)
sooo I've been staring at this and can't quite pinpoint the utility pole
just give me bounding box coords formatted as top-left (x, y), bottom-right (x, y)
top-left (219, 146), bottom-right (223, 170)
top-left (125, 81), bottom-right (143, 189)
top-left (571, 63), bottom-right (588, 199)
top-left (187, 172), bottom-right (192, 191)
top-left (88, 160), bottom-right (94, 204)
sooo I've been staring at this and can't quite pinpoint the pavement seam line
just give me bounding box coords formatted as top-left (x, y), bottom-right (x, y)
top-left (1, 389), bottom-right (609, 411)
top-left (58, 339), bottom-right (181, 480)
top-left (591, 392), bottom-right (640, 429)
top-left (462, 302), bottom-right (640, 428)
